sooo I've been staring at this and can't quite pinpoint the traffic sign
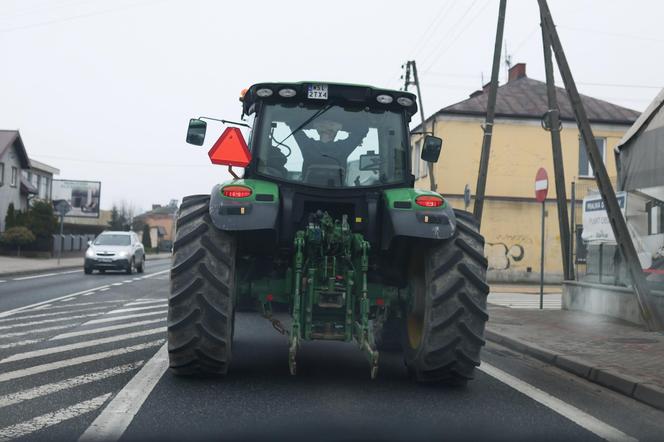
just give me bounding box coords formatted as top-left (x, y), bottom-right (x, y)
top-left (535, 168), bottom-right (549, 203)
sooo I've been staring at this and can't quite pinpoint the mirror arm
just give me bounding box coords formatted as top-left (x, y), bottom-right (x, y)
top-left (198, 116), bottom-right (251, 129)
top-left (410, 130), bottom-right (434, 136)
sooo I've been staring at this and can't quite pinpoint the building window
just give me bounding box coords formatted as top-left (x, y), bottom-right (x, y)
top-left (10, 167), bottom-right (17, 187)
top-left (412, 140), bottom-right (421, 178)
top-left (0, 163), bottom-right (4, 186)
top-left (579, 137), bottom-right (606, 178)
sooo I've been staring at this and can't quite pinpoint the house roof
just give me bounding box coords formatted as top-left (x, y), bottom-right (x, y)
top-left (29, 158), bottom-right (60, 176)
top-left (134, 204), bottom-right (178, 220)
top-left (0, 130), bottom-right (30, 168)
top-left (419, 76), bottom-right (640, 129)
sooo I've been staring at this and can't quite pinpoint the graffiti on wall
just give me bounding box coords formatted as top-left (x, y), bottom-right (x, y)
top-left (486, 242), bottom-right (525, 270)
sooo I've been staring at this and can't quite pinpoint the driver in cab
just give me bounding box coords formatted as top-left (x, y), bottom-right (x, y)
top-left (292, 118), bottom-right (369, 185)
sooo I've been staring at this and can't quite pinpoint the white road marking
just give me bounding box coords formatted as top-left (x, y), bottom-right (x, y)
top-left (0, 312), bottom-right (104, 331)
top-left (79, 344), bottom-right (168, 442)
top-left (0, 362), bottom-right (143, 409)
top-left (99, 288), bottom-right (110, 292)
top-left (0, 340), bottom-right (164, 383)
top-left (84, 310), bottom-right (167, 325)
top-left (122, 280), bottom-right (133, 283)
top-left (0, 269), bottom-right (169, 319)
top-left (11, 269), bottom-right (80, 281)
top-left (479, 362), bottom-right (637, 442)
top-left (0, 285), bottom-right (111, 319)
top-left (0, 393), bottom-right (111, 441)
top-left (60, 297), bottom-right (77, 302)
top-left (0, 280), bottom-right (6, 283)
top-left (0, 339), bottom-right (43, 350)
top-left (112, 283), bottom-right (123, 286)
top-left (0, 323), bottom-right (77, 339)
top-left (1, 327), bottom-right (167, 364)
top-left (51, 318), bottom-right (165, 340)
top-left (21, 300), bottom-right (121, 312)
top-left (124, 299), bottom-right (166, 306)
top-left (0, 306), bottom-right (110, 323)
top-left (106, 304), bottom-right (167, 314)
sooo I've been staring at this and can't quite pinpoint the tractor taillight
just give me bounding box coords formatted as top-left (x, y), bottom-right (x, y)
top-left (222, 185), bottom-right (252, 198)
top-left (415, 195), bottom-right (444, 207)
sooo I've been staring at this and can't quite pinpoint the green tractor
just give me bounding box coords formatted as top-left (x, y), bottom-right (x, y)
top-left (169, 82), bottom-right (489, 384)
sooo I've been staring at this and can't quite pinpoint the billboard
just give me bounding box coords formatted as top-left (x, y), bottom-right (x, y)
top-left (52, 179), bottom-right (101, 218)
top-left (581, 191), bottom-right (626, 243)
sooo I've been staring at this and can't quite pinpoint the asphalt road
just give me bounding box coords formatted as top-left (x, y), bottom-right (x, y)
top-left (0, 261), bottom-right (663, 441)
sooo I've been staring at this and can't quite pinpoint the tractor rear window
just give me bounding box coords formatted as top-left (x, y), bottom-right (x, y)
top-left (255, 104), bottom-right (408, 188)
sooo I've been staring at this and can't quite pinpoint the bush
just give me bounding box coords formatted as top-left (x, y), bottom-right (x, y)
top-left (1, 226), bottom-right (36, 256)
top-left (142, 224), bottom-right (152, 249)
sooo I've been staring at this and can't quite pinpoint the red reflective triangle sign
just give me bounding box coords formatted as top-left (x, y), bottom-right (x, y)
top-left (208, 127), bottom-right (252, 167)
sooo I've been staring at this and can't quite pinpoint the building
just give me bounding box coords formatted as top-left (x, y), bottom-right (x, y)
top-left (133, 201), bottom-right (178, 251)
top-left (412, 63), bottom-right (639, 282)
top-left (22, 159), bottom-right (60, 206)
top-left (0, 130), bottom-right (60, 232)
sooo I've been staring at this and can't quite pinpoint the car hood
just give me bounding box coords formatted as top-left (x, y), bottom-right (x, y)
top-left (89, 245), bottom-right (132, 253)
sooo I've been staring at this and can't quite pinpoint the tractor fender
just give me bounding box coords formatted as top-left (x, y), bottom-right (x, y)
top-left (381, 188), bottom-right (456, 249)
top-left (208, 180), bottom-right (279, 232)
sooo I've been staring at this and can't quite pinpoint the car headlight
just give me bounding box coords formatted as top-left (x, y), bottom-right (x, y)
top-left (85, 249), bottom-right (95, 257)
top-left (117, 251), bottom-right (129, 258)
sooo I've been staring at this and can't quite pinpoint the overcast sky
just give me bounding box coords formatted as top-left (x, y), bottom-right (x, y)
top-left (1, 0), bottom-right (662, 214)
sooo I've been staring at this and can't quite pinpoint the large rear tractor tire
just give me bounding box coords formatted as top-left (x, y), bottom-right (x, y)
top-left (404, 209), bottom-right (489, 384)
top-left (168, 194), bottom-right (236, 376)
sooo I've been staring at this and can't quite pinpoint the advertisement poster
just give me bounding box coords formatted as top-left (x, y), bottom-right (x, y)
top-left (52, 180), bottom-right (101, 218)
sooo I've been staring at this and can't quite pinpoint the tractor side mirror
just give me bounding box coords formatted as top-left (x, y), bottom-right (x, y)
top-left (421, 135), bottom-right (442, 163)
top-left (186, 118), bottom-right (207, 146)
top-left (359, 151), bottom-right (380, 171)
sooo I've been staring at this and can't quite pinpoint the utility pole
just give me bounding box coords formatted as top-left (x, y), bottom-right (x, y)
top-left (403, 60), bottom-right (436, 192)
top-left (540, 11), bottom-right (573, 280)
top-left (538, 0), bottom-right (662, 331)
top-left (473, 0), bottom-right (506, 227)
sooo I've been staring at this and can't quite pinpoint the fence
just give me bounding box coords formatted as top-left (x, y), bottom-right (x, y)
top-left (52, 234), bottom-right (96, 256)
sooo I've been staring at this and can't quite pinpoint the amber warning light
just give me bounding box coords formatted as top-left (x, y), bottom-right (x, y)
top-left (208, 127), bottom-right (252, 167)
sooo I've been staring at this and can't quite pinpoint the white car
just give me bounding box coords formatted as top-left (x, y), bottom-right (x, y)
top-left (84, 231), bottom-right (145, 274)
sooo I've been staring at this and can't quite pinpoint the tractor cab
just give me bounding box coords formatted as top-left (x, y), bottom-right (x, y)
top-left (187, 82), bottom-right (441, 189)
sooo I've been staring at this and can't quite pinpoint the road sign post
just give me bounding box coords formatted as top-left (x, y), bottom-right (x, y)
top-left (54, 201), bottom-right (71, 266)
top-left (535, 168), bottom-right (549, 310)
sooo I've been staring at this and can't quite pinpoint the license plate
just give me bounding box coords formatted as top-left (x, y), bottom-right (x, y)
top-left (307, 84), bottom-right (328, 100)
top-left (98, 258), bottom-right (112, 263)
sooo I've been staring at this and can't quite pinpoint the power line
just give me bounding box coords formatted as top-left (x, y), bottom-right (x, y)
top-left (0, 0), bottom-right (169, 33)
top-left (410, 1), bottom-right (454, 59)
top-left (33, 154), bottom-right (211, 168)
top-left (417, 0), bottom-right (480, 69)
top-left (558, 25), bottom-right (664, 44)
top-left (422, 0), bottom-right (491, 73)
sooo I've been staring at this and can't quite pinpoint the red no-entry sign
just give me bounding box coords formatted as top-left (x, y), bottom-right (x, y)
top-left (535, 167), bottom-right (549, 203)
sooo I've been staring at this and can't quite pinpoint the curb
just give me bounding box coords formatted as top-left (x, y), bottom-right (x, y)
top-left (0, 255), bottom-right (171, 278)
top-left (485, 328), bottom-right (664, 411)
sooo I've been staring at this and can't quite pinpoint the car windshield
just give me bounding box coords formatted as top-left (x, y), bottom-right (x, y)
top-left (94, 234), bottom-right (130, 246)
top-left (254, 103), bottom-right (408, 188)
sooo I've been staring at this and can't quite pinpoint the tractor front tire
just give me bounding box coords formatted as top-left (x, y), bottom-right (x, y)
top-left (404, 210), bottom-right (489, 385)
top-left (168, 194), bottom-right (236, 376)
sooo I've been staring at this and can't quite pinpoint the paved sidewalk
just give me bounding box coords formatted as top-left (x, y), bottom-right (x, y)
top-left (0, 253), bottom-right (171, 277)
top-left (486, 305), bottom-right (664, 410)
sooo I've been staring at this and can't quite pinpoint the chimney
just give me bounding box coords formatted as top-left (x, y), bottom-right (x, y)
top-left (508, 63), bottom-right (526, 82)
top-left (152, 204), bottom-right (161, 210)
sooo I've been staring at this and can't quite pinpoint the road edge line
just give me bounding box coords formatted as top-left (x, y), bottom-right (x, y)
top-left (479, 362), bottom-right (637, 442)
top-left (78, 342), bottom-right (169, 442)
top-left (485, 328), bottom-right (664, 411)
